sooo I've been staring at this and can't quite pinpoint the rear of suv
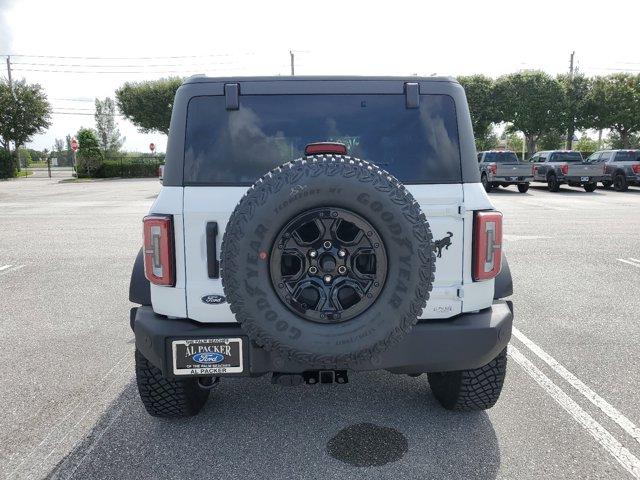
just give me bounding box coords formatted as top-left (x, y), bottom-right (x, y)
top-left (129, 76), bottom-right (514, 417)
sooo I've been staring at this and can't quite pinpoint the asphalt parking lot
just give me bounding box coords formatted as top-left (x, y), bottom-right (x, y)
top-left (1, 178), bottom-right (639, 480)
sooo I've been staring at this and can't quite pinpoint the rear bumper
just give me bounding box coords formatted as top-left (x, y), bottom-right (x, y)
top-left (132, 301), bottom-right (513, 378)
top-left (490, 175), bottom-right (533, 183)
top-left (562, 175), bottom-right (607, 183)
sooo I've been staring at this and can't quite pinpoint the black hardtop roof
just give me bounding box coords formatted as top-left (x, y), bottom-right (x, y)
top-left (183, 75), bottom-right (458, 85)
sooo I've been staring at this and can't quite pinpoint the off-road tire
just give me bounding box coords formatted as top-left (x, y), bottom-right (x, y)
top-left (583, 182), bottom-right (597, 192)
top-left (481, 174), bottom-right (492, 193)
top-left (547, 174), bottom-right (560, 192)
top-left (517, 183), bottom-right (529, 193)
top-left (222, 155), bottom-right (435, 368)
top-left (135, 349), bottom-right (210, 418)
top-left (427, 348), bottom-right (507, 411)
top-left (614, 173), bottom-right (629, 192)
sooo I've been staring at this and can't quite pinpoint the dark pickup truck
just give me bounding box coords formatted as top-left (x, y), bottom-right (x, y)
top-left (530, 150), bottom-right (606, 192)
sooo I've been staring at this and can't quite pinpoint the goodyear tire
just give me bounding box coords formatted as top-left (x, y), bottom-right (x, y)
top-left (135, 349), bottom-right (209, 418)
top-left (221, 155), bottom-right (435, 367)
top-left (428, 348), bottom-right (507, 411)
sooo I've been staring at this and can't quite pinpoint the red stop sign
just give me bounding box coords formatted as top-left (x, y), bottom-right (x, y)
top-left (71, 137), bottom-right (79, 152)
top-left (149, 143), bottom-right (156, 152)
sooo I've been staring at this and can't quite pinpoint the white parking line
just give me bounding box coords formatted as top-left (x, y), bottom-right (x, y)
top-left (513, 327), bottom-right (640, 445)
top-left (618, 259), bottom-right (640, 268)
top-left (0, 264), bottom-right (25, 276)
top-left (629, 258), bottom-right (640, 264)
top-left (508, 345), bottom-right (640, 479)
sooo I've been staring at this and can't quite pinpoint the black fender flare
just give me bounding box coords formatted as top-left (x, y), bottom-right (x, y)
top-left (129, 248), bottom-right (151, 306)
top-left (494, 251), bottom-right (513, 299)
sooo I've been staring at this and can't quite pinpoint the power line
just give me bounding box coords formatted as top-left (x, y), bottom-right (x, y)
top-left (3, 52), bottom-right (256, 60)
top-left (12, 61), bottom-right (239, 68)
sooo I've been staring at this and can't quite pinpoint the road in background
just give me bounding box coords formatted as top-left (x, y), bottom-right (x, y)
top-left (1, 178), bottom-right (639, 479)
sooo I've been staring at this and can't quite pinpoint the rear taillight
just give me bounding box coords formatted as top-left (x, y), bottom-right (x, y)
top-left (560, 164), bottom-right (569, 175)
top-left (532, 165), bottom-right (536, 175)
top-left (143, 215), bottom-right (175, 286)
top-left (488, 163), bottom-right (497, 175)
top-left (473, 211), bottom-right (503, 281)
top-left (632, 164), bottom-right (640, 174)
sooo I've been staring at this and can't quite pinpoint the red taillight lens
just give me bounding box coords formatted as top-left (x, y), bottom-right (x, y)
top-left (532, 165), bottom-right (536, 175)
top-left (304, 142), bottom-right (348, 156)
top-left (143, 215), bottom-right (175, 286)
top-left (473, 211), bottom-right (503, 281)
top-left (561, 164), bottom-right (569, 175)
top-left (632, 164), bottom-right (640, 174)
top-left (488, 163), bottom-right (497, 175)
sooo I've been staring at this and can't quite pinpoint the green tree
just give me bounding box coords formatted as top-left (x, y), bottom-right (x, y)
top-left (504, 133), bottom-right (524, 156)
top-left (606, 131), bottom-right (640, 149)
top-left (115, 77), bottom-right (183, 134)
top-left (76, 128), bottom-right (103, 177)
top-left (17, 148), bottom-right (32, 168)
top-left (95, 97), bottom-right (124, 156)
top-left (558, 73), bottom-right (592, 149)
top-left (574, 134), bottom-right (599, 152)
top-left (0, 79), bottom-right (51, 171)
top-left (537, 130), bottom-right (565, 150)
top-left (585, 73), bottom-right (640, 148)
top-left (457, 75), bottom-right (498, 150)
top-left (493, 71), bottom-right (565, 154)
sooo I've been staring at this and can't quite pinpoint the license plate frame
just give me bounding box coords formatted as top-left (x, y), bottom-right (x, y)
top-left (172, 338), bottom-right (243, 376)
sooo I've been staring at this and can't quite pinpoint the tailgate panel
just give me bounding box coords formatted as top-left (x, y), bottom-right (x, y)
top-left (567, 163), bottom-right (604, 177)
top-left (184, 184), bottom-right (465, 323)
top-left (495, 163), bottom-right (532, 177)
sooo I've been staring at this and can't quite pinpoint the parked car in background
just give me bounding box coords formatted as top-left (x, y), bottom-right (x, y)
top-left (477, 150), bottom-right (533, 193)
top-left (585, 150), bottom-right (640, 191)
top-left (530, 150), bottom-right (605, 192)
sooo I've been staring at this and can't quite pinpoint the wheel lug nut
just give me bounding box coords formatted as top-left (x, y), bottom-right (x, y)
top-left (337, 250), bottom-right (346, 258)
top-left (309, 250), bottom-right (317, 258)
top-left (324, 275), bottom-right (332, 283)
top-left (338, 266), bottom-right (347, 275)
top-left (309, 266), bottom-right (318, 274)
top-left (323, 241), bottom-right (332, 249)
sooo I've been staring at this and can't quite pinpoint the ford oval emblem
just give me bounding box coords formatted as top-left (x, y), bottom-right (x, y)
top-left (202, 294), bottom-right (226, 305)
top-left (192, 352), bottom-right (225, 364)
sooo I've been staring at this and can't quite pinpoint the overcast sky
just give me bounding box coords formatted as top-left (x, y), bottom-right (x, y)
top-left (1, 0), bottom-right (639, 153)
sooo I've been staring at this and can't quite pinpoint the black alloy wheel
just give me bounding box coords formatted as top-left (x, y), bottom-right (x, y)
top-left (269, 207), bottom-right (387, 324)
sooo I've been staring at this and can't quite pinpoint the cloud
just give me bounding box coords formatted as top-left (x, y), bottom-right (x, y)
top-left (0, 0), bottom-right (15, 54)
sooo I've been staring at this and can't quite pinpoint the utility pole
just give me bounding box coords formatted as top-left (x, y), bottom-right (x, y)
top-left (289, 50), bottom-right (295, 76)
top-left (5, 56), bottom-right (15, 170)
top-left (566, 51), bottom-right (575, 150)
top-left (6, 55), bottom-right (13, 88)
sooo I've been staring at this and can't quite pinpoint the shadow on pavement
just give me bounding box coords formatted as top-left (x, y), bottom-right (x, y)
top-left (49, 372), bottom-right (500, 480)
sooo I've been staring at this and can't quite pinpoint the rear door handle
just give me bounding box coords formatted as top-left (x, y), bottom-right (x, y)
top-left (206, 222), bottom-right (220, 278)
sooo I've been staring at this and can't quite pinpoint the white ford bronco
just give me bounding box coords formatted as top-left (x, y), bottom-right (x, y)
top-left (129, 76), bottom-right (514, 417)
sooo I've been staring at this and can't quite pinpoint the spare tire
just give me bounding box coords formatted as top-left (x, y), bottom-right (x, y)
top-left (221, 155), bottom-right (435, 367)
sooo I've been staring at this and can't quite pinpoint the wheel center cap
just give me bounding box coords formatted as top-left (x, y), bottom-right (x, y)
top-left (319, 253), bottom-right (336, 272)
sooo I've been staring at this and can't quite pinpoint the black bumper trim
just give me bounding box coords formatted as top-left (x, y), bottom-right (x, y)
top-left (133, 301), bottom-right (513, 378)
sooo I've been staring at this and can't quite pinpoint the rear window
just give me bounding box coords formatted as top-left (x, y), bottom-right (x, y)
top-left (184, 94), bottom-right (461, 185)
top-left (484, 152), bottom-right (519, 163)
top-left (551, 152), bottom-right (583, 162)
top-left (615, 151), bottom-right (640, 162)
